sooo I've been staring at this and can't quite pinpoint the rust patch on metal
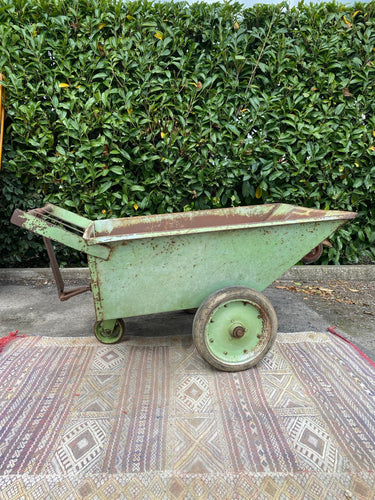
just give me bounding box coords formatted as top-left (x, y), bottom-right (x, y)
top-left (91, 203), bottom-right (357, 240)
top-left (10, 209), bottom-right (27, 228)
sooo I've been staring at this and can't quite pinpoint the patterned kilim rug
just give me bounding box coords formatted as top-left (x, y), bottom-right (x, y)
top-left (0, 332), bottom-right (374, 500)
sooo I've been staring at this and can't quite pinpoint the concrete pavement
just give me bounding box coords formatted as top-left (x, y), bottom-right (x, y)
top-left (0, 266), bottom-right (374, 361)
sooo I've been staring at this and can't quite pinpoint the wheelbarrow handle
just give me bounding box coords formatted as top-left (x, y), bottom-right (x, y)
top-left (11, 204), bottom-right (110, 260)
top-left (11, 204), bottom-right (111, 301)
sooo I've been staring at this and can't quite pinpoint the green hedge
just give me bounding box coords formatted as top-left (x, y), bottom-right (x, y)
top-left (1, 0), bottom-right (374, 267)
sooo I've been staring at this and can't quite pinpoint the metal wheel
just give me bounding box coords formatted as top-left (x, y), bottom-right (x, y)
top-left (302, 243), bottom-right (323, 264)
top-left (94, 318), bottom-right (125, 344)
top-left (193, 287), bottom-right (277, 371)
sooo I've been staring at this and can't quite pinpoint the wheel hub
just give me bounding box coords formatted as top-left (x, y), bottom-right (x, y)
top-left (231, 324), bottom-right (246, 338)
top-left (203, 299), bottom-right (265, 364)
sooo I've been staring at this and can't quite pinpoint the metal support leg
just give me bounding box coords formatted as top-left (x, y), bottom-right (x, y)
top-left (43, 237), bottom-right (91, 301)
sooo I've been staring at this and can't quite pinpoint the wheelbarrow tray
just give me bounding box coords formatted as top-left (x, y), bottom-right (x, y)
top-left (79, 203), bottom-right (355, 322)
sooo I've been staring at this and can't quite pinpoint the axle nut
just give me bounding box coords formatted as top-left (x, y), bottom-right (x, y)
top-left (232, 326), bottom-right (245, 338)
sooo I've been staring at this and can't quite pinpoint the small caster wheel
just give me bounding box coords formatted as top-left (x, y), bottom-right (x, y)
top-left (193, 286), bottom-right (277, 371)
top-left (94, 318), bottom-right (125, 344)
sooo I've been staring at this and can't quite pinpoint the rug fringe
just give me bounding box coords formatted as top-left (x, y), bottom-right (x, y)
top-left (0, 331), bottom-right (25, 353)
top-left (327, 326), bottom-right (375, 368)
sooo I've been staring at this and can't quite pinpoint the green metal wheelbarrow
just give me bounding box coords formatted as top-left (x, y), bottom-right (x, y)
top-left (11, 203), bottom-right (356, 371)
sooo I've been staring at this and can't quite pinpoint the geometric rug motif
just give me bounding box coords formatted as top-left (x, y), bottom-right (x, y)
top-left (262, 371), bottom-right (309, 408)
top-left (285, 416), bottom-right (342, 472)
top-left (176, 374), bottom-right (211, 413)
top-left (0, 332), bottom-right (374, 499)
top-left (74, 374), bottom-right (119, 414)
top-left (171, 416), bottom-right (226, 473)
top-left (53, 419), bottom-right (107, 474)
top-left (92, 346), bottom-right (124, 371)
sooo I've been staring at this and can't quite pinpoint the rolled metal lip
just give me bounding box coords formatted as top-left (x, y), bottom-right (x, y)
top-left (83, 203), bottom-right (357, 245)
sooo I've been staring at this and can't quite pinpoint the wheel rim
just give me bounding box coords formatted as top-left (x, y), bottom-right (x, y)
top-left (204, 299), bottom-right (267, 365)
top-left (302, 243), bottom-right (323, 264)
top-left (94, 319), bottom-right (124, 344)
